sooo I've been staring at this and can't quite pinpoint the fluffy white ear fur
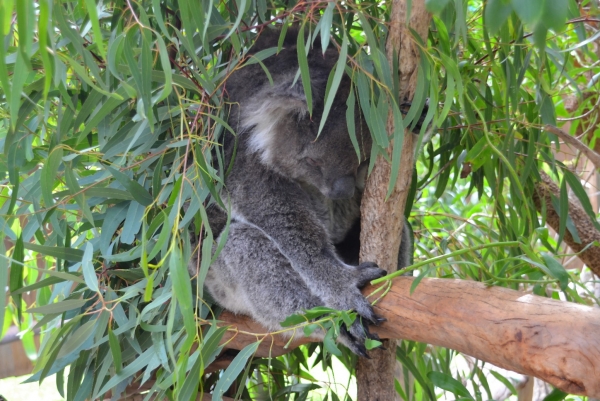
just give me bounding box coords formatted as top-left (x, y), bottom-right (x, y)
top-left (242, 93), bottom-right (307, 164)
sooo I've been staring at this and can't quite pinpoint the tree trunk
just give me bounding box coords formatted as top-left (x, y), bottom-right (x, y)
top-left (357, 0), bottom-right (431, 399)
top-left (217, 277), bottom-right (600, 398)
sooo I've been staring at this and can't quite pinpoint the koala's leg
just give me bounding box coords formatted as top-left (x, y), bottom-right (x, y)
top-left (207, 221), bottom-right (376, 357)
top-left (206, 221), bottom-right (323, 329)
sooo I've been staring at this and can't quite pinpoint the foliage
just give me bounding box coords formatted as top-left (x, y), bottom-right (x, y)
top-left (0, 0), bottom-right (599, 400)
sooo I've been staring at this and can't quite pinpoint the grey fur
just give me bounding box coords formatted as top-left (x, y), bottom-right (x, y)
top-left (191, 29), bottom-right (417, 356)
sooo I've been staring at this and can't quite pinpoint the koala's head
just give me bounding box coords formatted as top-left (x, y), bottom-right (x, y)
top-left (228, 29), bottom-right (372, 200)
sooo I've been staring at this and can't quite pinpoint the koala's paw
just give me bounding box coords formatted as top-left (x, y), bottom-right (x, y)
top-left (355, 261), bottom-right (387, 288)
top-left (338, 317), bottom-right (386, 358)
top-left (330, 286), bottom-right (386, 329)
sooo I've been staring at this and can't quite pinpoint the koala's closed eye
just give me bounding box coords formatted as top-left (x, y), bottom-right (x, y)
top-left (304, 157), bottom-right (321, 167)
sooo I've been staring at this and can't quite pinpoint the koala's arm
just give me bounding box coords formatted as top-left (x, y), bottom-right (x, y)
top-left (227, 163), bottom-right (385, 322)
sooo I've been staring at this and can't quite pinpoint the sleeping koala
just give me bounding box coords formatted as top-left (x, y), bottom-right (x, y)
top-left (192, 28), bottom-right (416, 356)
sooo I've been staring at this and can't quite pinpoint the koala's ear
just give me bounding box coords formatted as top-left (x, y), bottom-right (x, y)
top-left (240, 78), bottom-right (309, 163)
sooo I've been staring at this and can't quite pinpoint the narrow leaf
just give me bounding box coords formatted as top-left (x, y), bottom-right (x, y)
top-left (9, 235), bottom-right (24, 320)
top-left (428, 371), bottom-right (474, 399)
top-left (541, 253), bottom-right (569, 290)
top-left (297, 24), bottom-right (313, 116)
top-left (27, 299), bottom-right (88, 315)
top-left (57, 320), bottom-right (97, 359)
top-left (108, 327), bottom-right (122, 373)
top-left (106, 166), bottom-right (153, 206)
top-left (212, 342), bottom-right (260, 400)
top-left (82, 243), bottom-right (98, 292)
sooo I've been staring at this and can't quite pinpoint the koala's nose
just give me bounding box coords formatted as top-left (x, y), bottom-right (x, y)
top-left (329, 175), bottom-right (355, 199)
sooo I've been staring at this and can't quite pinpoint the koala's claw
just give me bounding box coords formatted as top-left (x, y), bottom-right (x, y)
top-left (339, 315), bottom-right (388, 357)
top-left (365, 328), bottom-right (381, 342)
top-left (340, 323), bottom-right (371, 358)
top-left (355, 263), bottom-right (387, 288)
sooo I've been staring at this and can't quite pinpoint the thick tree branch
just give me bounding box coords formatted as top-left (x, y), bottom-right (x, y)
top-left (217, 277), bottom-right (600, 398)
top-left (533, 171), bottom-right (600, 276)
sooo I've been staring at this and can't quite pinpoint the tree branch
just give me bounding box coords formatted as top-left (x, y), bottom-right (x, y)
top-left (217, 277), bottom-right (600, 398)
top-left (533, 171), bottom-right (600, 276)
top-left (544, 124), bottom-right (600, 170)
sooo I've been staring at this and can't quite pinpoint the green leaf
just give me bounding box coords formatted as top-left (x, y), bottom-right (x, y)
top-left (396, 347), bottom-right (436, 401)
top-left (11, 275), bottom-right (65, 296)
top-left (280, 314), bottom-right (309, 327)
top-left (364, 339), bottom-right (382, 350)
top-left (222, 0), bottom-right (246, 41)
top-left (18, 264), bottom-right (85, 285)
top-left (484, 0), bottom-right (513, 35)
top-left (105, 166), bottom-right (153, 206)
top-left (9, 235), bottom-right (24, 320)
top-left (410, 267), bottom-right (431, 294)
top-left (98, 348), bottom-right (154, 395)
top-left (81, 242), bottom-right (98, 292)
top-left (9, 46), bottom-right (28, 130)
top-left (212, 341), bottom-right (260, 401)
top-left (64, 165), bottom-right (95, 227)
top-left (79, 188), bottom-right (135, 201)
top-left (154, 34), bottom-right (173, 102)
top-left (511, 0), bottom-right (543, 26)
top-left (345, 87), bottom-right (361, 160)
top-left (83, 0), bottom-right (105, 58)
top-left (317, 33), bottom-right (348, 137)
top-left (27, 299), bottom-right (88, 315)
top-left (541, 253), bottom-right (569, 290)
top-left (57, 319), bottom-right (97, 359)
top-left (542, 0), bottom-right (568, 31)
top-left (323, 328), bottom-right (342, 356)
top-left (0, 0), bottom-right (12, 107)
top-left (319, 3), bottom-right (334, 53)
top-left (297, 24), bottom-right (313, 117)
top-left (199, 325), bottom-right (228, 367)
top-left (428, 371), bottom-right (474, 400)
top-left (108, 327), bottom-right (122, 374)
top-left (179, 351), bottom-right (202, 401)
top-left (426, 0), bottom-right (451, 14)
top-left (303, 324), bottom-right (319, 337)
top-left (489, 371), bottom-right (517, 395)
top-left (170, 246), bottom-right (195, 340)
top-left (542, 388), bottom-right (567, 401)
top-left (0, 240), bottom-right (7, 330)
top-left (59, 53), bottom-right (119, 99)
top-left (41, 147), bottom-right (63, 207)
top-left (23, 243), bottom-right (84, 262)
top-left (557, 178), bottom-right (568, 246)
top-left (303, 306), bottom-right (338, 319)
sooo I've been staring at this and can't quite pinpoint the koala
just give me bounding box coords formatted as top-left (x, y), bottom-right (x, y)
top-left (192, 28), bottom-right (417, 356)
